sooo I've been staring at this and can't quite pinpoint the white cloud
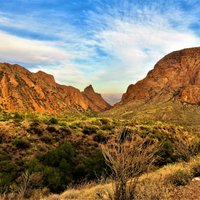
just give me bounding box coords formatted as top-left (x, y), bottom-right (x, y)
top-left (0, 2), bottom-right (200, 93)
top-left (88, 9), bottom-right (200, 91)
top-left (0, 30), bottom-right (73, 64)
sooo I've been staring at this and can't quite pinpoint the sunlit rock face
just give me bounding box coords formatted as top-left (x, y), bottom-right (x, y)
top-left (0, 63), bottom-right (110, 113)
top-left (120, 47), bottom-right (200, 105)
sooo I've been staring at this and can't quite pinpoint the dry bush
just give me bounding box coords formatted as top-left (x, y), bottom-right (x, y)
top-left (101, 128), bottom-right (159, 200)
top-left (135, 176), bottom-right (172, 200)
top-left (173, 133), bottom-right (200, 161)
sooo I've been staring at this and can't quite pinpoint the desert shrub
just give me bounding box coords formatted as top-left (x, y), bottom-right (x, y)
top-left (25, 143), bottom-right (108, 193)
top-left (167, 169), bottom-right (192, 186)
top-left (192, 164), bottom-right (200, 177)
top-left (83, 126), bottom-right (98, 135)
top-left (84, 149), bottom-right (108, 180)
top-left (12, 113), bottom-right (24, 122)
top-left (43, 167), bottom-right (65, 193)
top-left (30, 119), bottom-right (40, 126)
top-left (0, 150), bottom-right (10, 161)
top-left (42, 143), bottom-right (74, 168)
top-left (0, 134), bottom-right (3, 143)
top-left (93, 132), bottom-right (108, 144)
top-left (46, 126), bottom-right (58, 134)
top-left (100, 118), bottom-right (112, 125)
top-left (102, 129), bottom-right (158, 200)
top-left (47, 118), bottom-right (58, 125)
top-left (40, 135), bottom-right (52, 144)
top-left (0, 160), bottom-right (17, 193)
top-left (59, 127), bottom-right (72, 136)
top-left (101, 124), bottom-right (113, 131)
top-left (13, 138), bottom-right (31, 149)
top-left (27, 127), bottom-right (43, 136)
top-left (156, 140), bottom-right (175, 165)
top-left (29, 172), bottom-right (43, 188)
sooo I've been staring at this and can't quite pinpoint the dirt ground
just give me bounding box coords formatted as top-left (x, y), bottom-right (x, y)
top-left (171, 178), bottom-right (200, 200)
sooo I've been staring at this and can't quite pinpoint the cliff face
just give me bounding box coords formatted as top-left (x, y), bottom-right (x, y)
top-left (0, 63), bottom-right (110, 113)
top-left (120, 47), bottom-right (200, 105)
top-left (83, 85), bottom-right (112, 111)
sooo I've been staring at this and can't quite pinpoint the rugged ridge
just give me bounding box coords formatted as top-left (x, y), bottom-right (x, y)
top-left (0, 62), bottom-right (110, 113)
top-left (83, 85), bottom-right (112, 111)
top-left (120, 47), bottom-right (200, 105)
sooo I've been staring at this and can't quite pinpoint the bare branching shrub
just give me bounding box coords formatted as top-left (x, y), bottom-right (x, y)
top-left (101, 128), bottom-right (158, 200)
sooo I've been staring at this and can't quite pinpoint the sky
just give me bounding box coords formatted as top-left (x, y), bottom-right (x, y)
top-left (0, 0), bottom-right (200, 93)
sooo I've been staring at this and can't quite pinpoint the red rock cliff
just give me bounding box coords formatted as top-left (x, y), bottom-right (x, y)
top-left (120, 47), bottom-right (200, 105)
top-left (0, 63), bottom-right (110, 113)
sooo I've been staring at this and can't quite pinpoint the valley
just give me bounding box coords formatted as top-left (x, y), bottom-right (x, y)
top-left (1, 47), bottom-right (200, 199)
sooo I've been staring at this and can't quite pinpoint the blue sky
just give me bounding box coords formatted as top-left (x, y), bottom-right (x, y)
top-left (0, 0), bottom-right (200, 93)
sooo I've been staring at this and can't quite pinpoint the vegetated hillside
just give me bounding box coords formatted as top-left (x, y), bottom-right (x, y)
top-left (43, 155), bottom-right (200, 200)
top-left (104, 47), bottom-right (200, 126)
top-left (1, 111), bottom-right (200, 199)
top-left (0, 63), bottom-right (111, 113)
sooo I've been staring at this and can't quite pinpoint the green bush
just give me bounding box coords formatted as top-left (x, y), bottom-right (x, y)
top-left (83, 126), bottom-right (98, 135)
top-left (101, 124), bottom-right (113, 131)
top-left (59, 127), bottom-right (72, 136)
top-left (100, 118), bottom-right (112, 125)
top-left (30, 119), bottom-right (40, 126)
top-left (93, 132), bottom-right (108, 144)
top-left (25, 142), bottom-right (108, 193)
top-left (13, 138), bottom-right (31, 149)
top-left (46, 126), bottom-right (58, 133)
top-left (41, 135), bottom-right (52, 144)
top-left (27, 127), bottom-right (43, 135)
top-left (0, 150), bottom-right (10, 161)
top-left (0, 160), bottom-right (17, 193)
top-left (167, 169), bottom-right (192, 186)
top-left (47, 117), bottom-right (58, 125)
top-left (192, 164), bottom-right (200, 177)
top-left (43, 166), bottom-right (65, 193)
top-left (12, 113), bottom-right (24, 122)
top-left (156, 140), bottom-right (175, 165)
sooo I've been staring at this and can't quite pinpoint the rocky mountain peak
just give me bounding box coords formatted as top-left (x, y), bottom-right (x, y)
top-left (83, 85), bottom-right (112, 111)
top-left (84, 85), bottom-right (95, 93)
top-left (34, 71), bottom-right (56, 85)
top-left (120, 47), bottom-right (200, 105)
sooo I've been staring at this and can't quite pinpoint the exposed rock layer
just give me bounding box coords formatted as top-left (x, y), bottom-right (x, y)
top-left (120, 47), bottom-right (200, 105)
top-left (0, 63), bottom-right (110, 113)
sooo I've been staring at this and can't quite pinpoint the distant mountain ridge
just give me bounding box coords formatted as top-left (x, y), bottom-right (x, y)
top-left (102, 93), bottom-right (122, 105)
top-left (0, 62), bottom-right (111, 113)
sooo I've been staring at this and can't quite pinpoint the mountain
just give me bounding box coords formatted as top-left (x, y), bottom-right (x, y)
top-left (0, 62), bottom-right (110, 113)
top-left (120, 47), bottom-right (200, 105)
top-left (101, 93), bottom-right (122, 105)
top-left (104, 47), bottom-right (200, 127)
top-left (83, 85), bottom-right (112, 111)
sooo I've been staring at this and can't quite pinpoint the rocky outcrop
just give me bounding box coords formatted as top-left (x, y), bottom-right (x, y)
top-left (0, 63), bottom-right (110, 113)
top-left (83, 85), bottom-right (112, 111)
top-left (120, 47), bottom-right (200, 105)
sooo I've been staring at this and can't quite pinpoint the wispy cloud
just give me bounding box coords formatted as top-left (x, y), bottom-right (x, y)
top-left (0, 0), bottom-right (199, 93)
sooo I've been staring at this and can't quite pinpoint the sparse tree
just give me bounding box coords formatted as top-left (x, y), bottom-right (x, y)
top-left (101, 128), bottom-right (158, 200)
